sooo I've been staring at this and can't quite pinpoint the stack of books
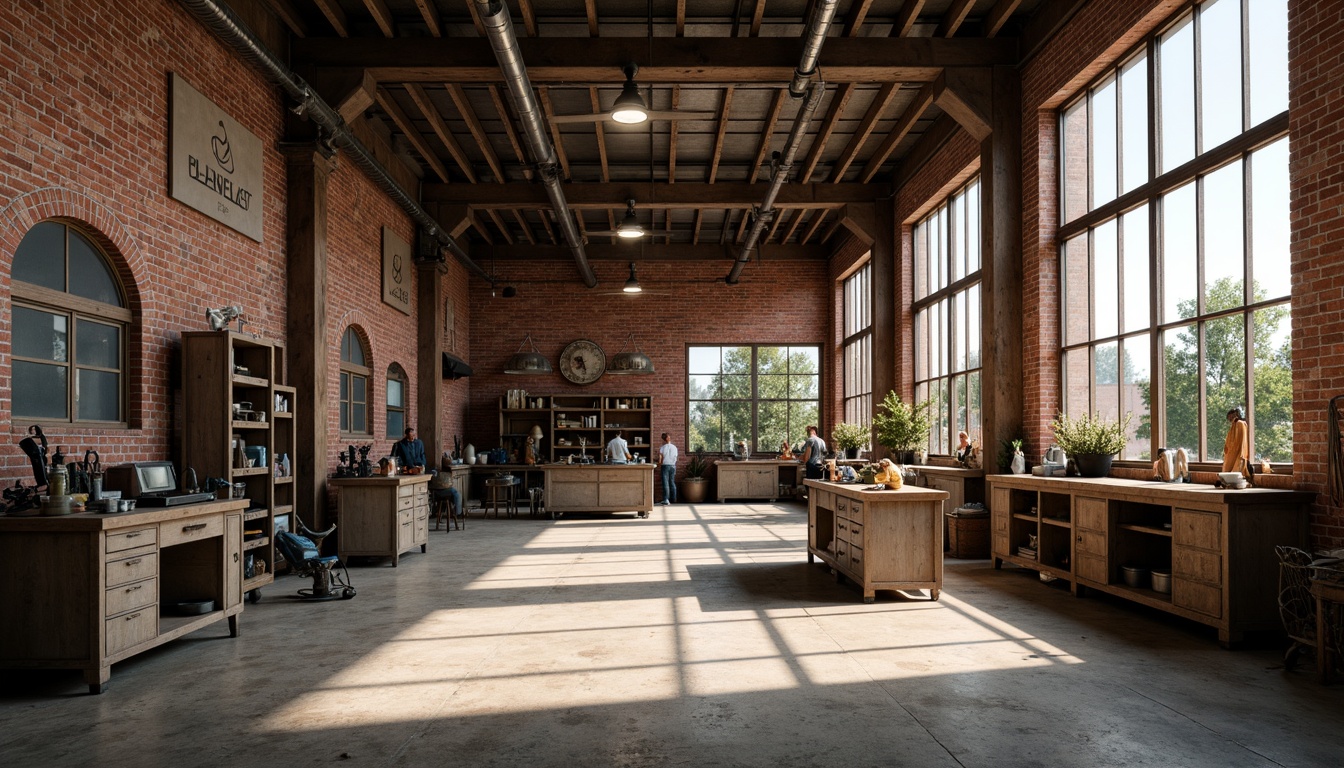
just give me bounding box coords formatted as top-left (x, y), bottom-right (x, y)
top-left (1017, 545), bottom-right (1038, 561)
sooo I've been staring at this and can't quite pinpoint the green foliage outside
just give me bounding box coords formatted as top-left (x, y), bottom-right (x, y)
top-left (688, 345), bottom-right (820, 453)
top-left (873, 391), bottom-right (933, 452)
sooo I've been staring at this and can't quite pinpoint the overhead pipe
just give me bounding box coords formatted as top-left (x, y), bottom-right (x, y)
top-left (474, 0), bottom-right (598, 289)
top-left (727, 0), bottom-right (838, 284)
top-left (173, 0), bottom-right (492, 283)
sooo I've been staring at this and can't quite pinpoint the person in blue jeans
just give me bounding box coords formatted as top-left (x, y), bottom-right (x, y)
top-left (657, 432), bottom-right (678, 505)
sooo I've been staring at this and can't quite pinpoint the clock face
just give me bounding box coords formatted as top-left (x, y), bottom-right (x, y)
top-left (559, 339), bottom-right (606, 385)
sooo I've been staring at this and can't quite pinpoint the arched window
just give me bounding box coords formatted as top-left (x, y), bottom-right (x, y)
top-left (386, 364), bottom-right (407, 438)
top-left (340, 327), bottom-right (371, 435)
top-left (11, 220), bottom-right (130, 423)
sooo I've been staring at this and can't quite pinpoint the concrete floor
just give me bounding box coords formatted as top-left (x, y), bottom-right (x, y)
top-left (1, 501), bottom-right (1340, 767)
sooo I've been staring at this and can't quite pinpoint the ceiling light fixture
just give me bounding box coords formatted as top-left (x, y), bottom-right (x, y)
top-left (607, 332), bottom-right (655, 374)
top-left (502, 333), bottom-right (553, 374)
top-left (623, 262), bottom-right (643, 293)
top-left (610, 64), bottom-right (649, 124)
top-left (616, 200), bottom-right (644, 239)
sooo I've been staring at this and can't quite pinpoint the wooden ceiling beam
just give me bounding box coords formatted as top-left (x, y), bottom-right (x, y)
top-left (463, 0), bottom-right (485, 37)
top-left (538, 209), bottom-right (558, 244)
top-left (361, 0), bottom-right (395, 38)
top-left (829, 82), bottom-right (898, 182)
top-left (512, 210), bottom-right (536, 245)
top-left (591, 88), bottom-right (612, 183)
top-left (402, 83), bottom-right (476, 182)
top-left (487, 85), bottom-right (532, 181)
top-left (423, 181), bottom-right (888, 208)
top-left (750, 0), bottom-right (767, 37)
top-left (584, 0), bottom-right (599, 37)
top-left (537, 87), bottom-right (572, 180)
top-left (890, 0), bottom-right (926, 38)
top-left (765, 208), bottom-right (787, 243)
top-left (518, 0), bottom-right (538, 36)
top-left (843, 0), bottom-right (876, 37)
top-left (481, 243), bottom-right (828, 261)
top-left (707, 86), bottom-right (734, 183)
top-left (412, 0), bottom-right (441, 36)
top-left (676, 0), bottom-right (686, 36)
top-left (736, 209), bottom-right (751, 243)
top-left (719, 209), bottom-right (733, 244)
top-left (487, 209), bottom-right (515, 245)
top-left (984, 0), bottom-right (1025, 37)
top-left (292, 37), bottom-right (1020, 84)
top-left (692, 209), bottom-right (704, 245)
top-left (374, 86), bottom-right (452, 183)
top-left (859, 80), bottom-right (936, 183)
top-left (447, 84), bottom-right (507, 182)
top-left (936, 0), bottom-right (976, 38)
top-left (311, 0), bottom-right (349, 37)
top-left (260, 0), bottom-right (308, 37)
top-left (798, 83), bottom-right (856, 184)
top-left (781, 207), bottom-right (807, 243)
top-left (668, 86), bottom-right (680, 183)
top-left (801, 211), bottom-right (829, 244)
top-left (747, 89), bottom-right (787, 184)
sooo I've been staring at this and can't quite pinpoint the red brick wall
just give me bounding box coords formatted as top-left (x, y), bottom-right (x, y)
top-left (466, 258), bottom-right (829, 476)
top-left (1288, 0), bottom-right (1344, 548)
top-left (0, 0), bottom-right (288, 480)
top-left (438, 258), bottom-right (473, 459)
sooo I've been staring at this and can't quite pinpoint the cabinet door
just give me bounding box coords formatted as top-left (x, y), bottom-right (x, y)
top-left (225, 513), bottom-right (243, 610)
top-left (990, 486), bottom-right (1011, 555)
top-left (717, 466), bottom-right (748, 499)
top-left (751, 468), bottom-right (777, 498)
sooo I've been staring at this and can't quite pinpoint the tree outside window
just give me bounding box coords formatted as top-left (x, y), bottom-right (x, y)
top-left (688, 345), bottom-right (820, 453)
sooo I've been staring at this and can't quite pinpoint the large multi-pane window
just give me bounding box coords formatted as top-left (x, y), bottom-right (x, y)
top-left (913, 179), bottom-right (982, 456)
top-left (842, 261), bottom-right (872, 429)
top-left (688, 345), bottom-right (820, 453)
top-left (11, 220), bottom-right (129, 424)
top-left (340, 327), bottom-right (371, 435)
top-left (1059, 0), bottom-right (1290, 463)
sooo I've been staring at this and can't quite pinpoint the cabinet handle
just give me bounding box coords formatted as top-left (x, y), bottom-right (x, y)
top-left (126, 559), bottom-right (142, 566)
top-left (126, 612), bottom-right (141, 621)
top-left (183, 523), bottom-right (207, 533)
top-left (126, 532), bottom-right (143, 539)
top-left (125, 584), bottom-right (142, 593)
top-left (233, 553), bottom-right (240, 563)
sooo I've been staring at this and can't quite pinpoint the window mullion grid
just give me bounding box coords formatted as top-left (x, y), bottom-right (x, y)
top-left (1193, 3), bottom-right (1204, 157)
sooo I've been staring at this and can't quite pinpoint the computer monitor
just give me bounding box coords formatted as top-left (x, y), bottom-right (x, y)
top-left (105, 461), bottom-right (178, 498)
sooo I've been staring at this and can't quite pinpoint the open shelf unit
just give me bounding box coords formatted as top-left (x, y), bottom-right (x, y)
top-left (498, 394), bottom-right (653, 463)
top-left (182, 331), bottom-right (297, 598)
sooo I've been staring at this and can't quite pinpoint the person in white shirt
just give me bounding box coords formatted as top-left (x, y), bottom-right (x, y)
top-left (657, 432), bottom-right (678, 505)
top-left (606, 430), bottom-right (631, 464)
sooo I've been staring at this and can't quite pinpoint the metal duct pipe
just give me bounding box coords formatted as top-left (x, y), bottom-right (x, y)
top-left (173, 0), bottom-right (492, 283)
top-left (789, 0), bottom-right (839, 97)
top-left (726, 81), bottom-right (825, 285)
top-left (475, 0), bottom-right (597, 289)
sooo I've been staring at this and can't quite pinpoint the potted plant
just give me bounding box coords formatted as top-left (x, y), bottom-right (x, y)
top-left (831, 422), bottom-right (870, 459)
top-left (678, 449), bottom-right (711, 504)
top-left (1050, 411), bottom-right (1133, 477)
top-left (872, 391), bottom-right (932, 464)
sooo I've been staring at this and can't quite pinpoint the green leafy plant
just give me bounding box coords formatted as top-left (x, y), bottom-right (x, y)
top-left (1051, 412), bottom-right (1133, 457)
top-left (684, 450), bottom-right (710, 479)
top-left (831, 422), bottom-right (870, 451)
top-left (872, 391), bottom-right (933, 452)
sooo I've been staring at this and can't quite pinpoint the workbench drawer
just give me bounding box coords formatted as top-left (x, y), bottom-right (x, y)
top-left (1173, 579), bottom-right (1222, 618)
top-left (397, 484), bottom-right (417, 499)
top-left (106, 527), bottom-right (157, 554)
top-left (159, 515), bottom-right (223, 548)
top-left (106, 607), bottom-right (156, 656)
top-left (849, 544), bottom-right (864, 576)
top-left (105, 577), bottom-right (157, 617)
top-left (397, 492), bottom-right (415, 511)
top-left (1173, 509), bottom-right (1221, 552)
top-left (106, 552), bottom-right (158, 588)
top-left (397, 510), bottom-right (414, 551)
top-left (847, 520), bottom-right (864, 544)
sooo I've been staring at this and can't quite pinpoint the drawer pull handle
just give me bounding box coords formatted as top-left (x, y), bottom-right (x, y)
top-left (126, 584), bottom-right (142, 593)
top-left (126, 612), bottom-right (141, 621)
top-left (233, 553), bottom-right (240, 563)
top-left (126, 559), bottom-right (142, 566)
top-left (182, 523), bottom-right (208, 532)
top-left (126, 532), bottom-right (143, 539)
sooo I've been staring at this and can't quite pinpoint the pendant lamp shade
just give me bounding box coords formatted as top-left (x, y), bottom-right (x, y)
top-left (607, 332), bottom-right (655, 374)
top-left (622, 261), bottom-right (643, 293)
top-left (616, 200), bottom-right (644, 239)
top-left (503, 333), bottom-right (552, 374)
top-left (610, 69), bottom-right (649, 124)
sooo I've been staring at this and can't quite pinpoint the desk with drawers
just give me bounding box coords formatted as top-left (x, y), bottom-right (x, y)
top-left (0, 499), bottom-right (249, 694)
top-left (331, 474), bottom-right (432, 565)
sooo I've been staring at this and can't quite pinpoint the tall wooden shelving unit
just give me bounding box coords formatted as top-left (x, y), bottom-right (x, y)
top-left (182, 331), bottom-right (294, 601)
top-left (498, 394), bottom-right (652, 463)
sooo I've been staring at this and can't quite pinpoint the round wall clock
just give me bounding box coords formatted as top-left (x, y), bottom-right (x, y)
top-left (559, 339), bottom-right (606, 385)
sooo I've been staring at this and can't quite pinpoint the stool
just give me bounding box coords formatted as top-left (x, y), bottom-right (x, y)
top-left (527, 486), bottom-right (549, 519)
top-left (485, 476), bottom-right (520, 518)
top-left (432, 487), bottom-right (461, 531)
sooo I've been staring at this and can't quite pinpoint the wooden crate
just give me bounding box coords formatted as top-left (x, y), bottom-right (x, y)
top-left (948, 512), bottom-right (990, 559)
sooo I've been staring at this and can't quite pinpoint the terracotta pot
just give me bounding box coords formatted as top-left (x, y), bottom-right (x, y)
top-left (679, 478), bottom-right (708, 504)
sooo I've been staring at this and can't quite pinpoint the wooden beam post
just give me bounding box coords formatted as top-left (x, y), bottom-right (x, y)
top-left (839, 203), bottom-right (877, 245)
top-left (935, 68), bottom-right (994, 141)
top-left (417, 256), bottom-right (448, 470)
top-left (979, 66), bottom-right (1022, 473)
top-left (282, 145), bottom-right (335, 530)
top-left (871, 199), bottom-right (897, 458)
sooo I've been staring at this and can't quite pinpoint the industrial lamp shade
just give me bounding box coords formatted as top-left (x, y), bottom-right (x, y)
top-left (610, 80), bottom-right (648, 124)
top-left (616, 201), bottom-right (644, 239)
top-left (503, 334), bottom-right (553, 374)
top-left (607, 333), bottom-right (655, 374)
top-left (622, 261), bottom-right (643, 293)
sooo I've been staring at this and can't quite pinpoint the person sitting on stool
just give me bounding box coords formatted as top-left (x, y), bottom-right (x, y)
top-left (392, 427), bottom-right (427, 472)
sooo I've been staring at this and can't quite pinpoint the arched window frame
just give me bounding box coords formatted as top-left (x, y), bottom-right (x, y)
top-left (339, 326), bottom-right (372, 437)
top-left (10, 219), bottom-right (131, 426)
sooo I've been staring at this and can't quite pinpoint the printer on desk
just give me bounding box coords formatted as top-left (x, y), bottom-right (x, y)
top-left (104, 461), bottom-right (215, 506)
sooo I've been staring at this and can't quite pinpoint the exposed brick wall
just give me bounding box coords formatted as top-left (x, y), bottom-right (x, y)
top-left (438, 258), bottom-right (472, 458)
top-left (466, 258), bottom-right (829, 478)
top-left (0, 0), bottom-right (288, 482)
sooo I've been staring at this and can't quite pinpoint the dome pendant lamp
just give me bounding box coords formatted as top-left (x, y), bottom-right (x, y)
top-left (608, 332), bottom-right (655, 374)
top-left (502, 333), bottom-right (552, 374)
top-left (622, 261), bottom-right (643, 293)
top-left (610, 63), bottom-right (649, 124)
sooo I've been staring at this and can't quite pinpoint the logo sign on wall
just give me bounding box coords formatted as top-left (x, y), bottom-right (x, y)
top-left (382, 227), bottom-right (412, 315)
top-left (168, 72), bottom-right (264, 242)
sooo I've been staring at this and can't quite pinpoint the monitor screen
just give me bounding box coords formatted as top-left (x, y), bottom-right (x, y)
top-left (136, 462), bottom-right (177, 494)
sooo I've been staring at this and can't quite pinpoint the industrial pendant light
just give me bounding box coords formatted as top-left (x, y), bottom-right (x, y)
top-left (502, 333), bottom-right (552, 374)
top-left (608, 332), bottom-right (655, 374)
top-left (610, 64), bottom-right (649, 124)
top-left (622, 261), bottom-right (643, 293)
top-left (616, 200), bottom-right (644, 238)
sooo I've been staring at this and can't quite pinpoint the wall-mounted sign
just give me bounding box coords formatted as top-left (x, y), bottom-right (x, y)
top-left (382, 227), bottom-right (412, 315)
top-left (168, 73), bottom-right (264, 241)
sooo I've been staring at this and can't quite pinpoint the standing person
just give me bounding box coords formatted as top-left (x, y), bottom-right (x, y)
top-left (801, 425), bottom-right (827, 480)
top-left (606, 429), bottom-right (632, 464)
top-left (391, 427), bottom-right (427, 471)
top-left (657, 433), bottom-right (678, 506)
top-left (1222, 407), bottom-right (1251, 475)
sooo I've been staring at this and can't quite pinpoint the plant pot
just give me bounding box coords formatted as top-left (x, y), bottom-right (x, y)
top-left (844, 447), bottom-right (860, 459)
top-left (679, 477), bottom-right (708, 504)
top-left (1073, 453), bottom-right (1114, 478)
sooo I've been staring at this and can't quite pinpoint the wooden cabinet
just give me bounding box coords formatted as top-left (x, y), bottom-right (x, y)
top-left (987, 475), bottom-right (1310, 645)
top-left (716, 461), bottom-right (799, 502)
top-left (182, 331), bottom-right (297, 597)
top-left (330, 475), bottom-right (431, 566)
top-left (497, 394), bottom-right (653, 464)
top-left (805, 480), bottom-right (947, 603)
top-left (545, 465), bottom-right (654, 515)
top-left (917, 467), bottom-right (985, 550)
top-left (0, 500), bottom-right (248, 694)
